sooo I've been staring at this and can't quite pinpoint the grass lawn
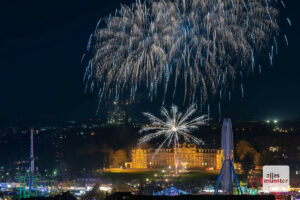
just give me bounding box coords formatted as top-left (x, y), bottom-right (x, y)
top-left (99, 171), bottom-right (157, 182)
top-left (99, 171), bottom-right (219, 184)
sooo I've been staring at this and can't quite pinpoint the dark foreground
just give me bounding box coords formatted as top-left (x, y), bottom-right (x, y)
top-left (106, 192), bottom-right (275, 200)
top-left (20, 192), bottom-right (276, 200)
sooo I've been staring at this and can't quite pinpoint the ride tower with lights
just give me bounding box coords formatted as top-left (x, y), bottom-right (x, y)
top-left (16, 128), bottom-right (41, 198)
top-left (29, 127), bottom-right (35, 190)
top-left (215, 119), bottom-right (242, 194)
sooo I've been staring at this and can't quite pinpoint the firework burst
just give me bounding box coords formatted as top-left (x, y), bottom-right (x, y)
top-left (84, 0), bottom-right (290, 113)
top-left (138, 104), bottom-right (207, 158)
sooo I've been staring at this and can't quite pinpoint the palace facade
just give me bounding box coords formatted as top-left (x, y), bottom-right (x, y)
top-left (127, 143), bottom-right (223, 170)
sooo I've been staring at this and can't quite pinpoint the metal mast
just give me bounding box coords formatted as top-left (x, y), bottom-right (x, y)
top-left (174, 137), bottom-right (179, 175)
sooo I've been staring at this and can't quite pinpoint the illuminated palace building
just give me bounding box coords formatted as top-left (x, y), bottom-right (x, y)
top-left (127, 143), bottom-right (222, 170)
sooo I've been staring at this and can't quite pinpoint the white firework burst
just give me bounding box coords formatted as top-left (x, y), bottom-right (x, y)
top-left (139, 104), bottom-right (207, 158)
top-left (84, 0), bottom-right (289, 110)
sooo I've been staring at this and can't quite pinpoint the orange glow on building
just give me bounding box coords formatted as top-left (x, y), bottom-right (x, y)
top-left (129, 143), bottom-right (223, 170)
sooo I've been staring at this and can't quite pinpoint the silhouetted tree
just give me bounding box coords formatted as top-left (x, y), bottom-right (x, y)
top-left (240, 153), bottom-right (255, 178)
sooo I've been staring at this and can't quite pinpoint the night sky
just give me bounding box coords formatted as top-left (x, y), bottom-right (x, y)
top-left (1, 0), bottom-right (300, 122)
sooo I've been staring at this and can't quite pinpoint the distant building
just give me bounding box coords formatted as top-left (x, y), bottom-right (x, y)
top-left (269, 146), bottom-right (280, 152)
top-left (106, 101), bottom-right (132, 126)
top-left (76, 177), bottom-right (97, 185)
top-left (106, 110), bottom-right (127, 126)
top-left (126, 143), bottom-right (222, 170)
